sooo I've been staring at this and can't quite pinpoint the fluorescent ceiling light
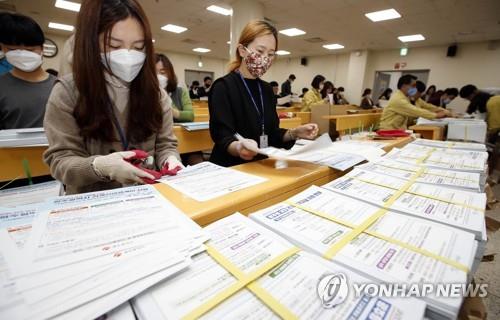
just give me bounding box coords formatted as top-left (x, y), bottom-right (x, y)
top-left (55, 0), bottom-right (80, 12)
top-left (279, 28), bottom-right (306, 37)
top-left (227, 41), bottom-right (231, 44)
top-left (152, 39), bottom-right (156, 43)
top-left (322, 43), bottom-right (344, 50)
top-left (398, 34), bottom-right (425, 42)
top-left (48, 22), bottom-right (74, 31)
top-left (276, 50), bottom-right (290, 55)
top-left (206, 5), bottom-right (232, 16)
top-left (193, 48), bottom-right (211, 53)
top-left (161, 24), bottom-right (187, 33)
top-left (365, 8), bottom-right (401, 22)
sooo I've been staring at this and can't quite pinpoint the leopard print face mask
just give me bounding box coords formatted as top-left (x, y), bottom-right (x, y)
top-left (242, 46), bottom-right (273, 78)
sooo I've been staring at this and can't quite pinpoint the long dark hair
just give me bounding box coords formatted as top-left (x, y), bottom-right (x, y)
top-left (320, 81), bottom-right (334, 98)
top-left (155, 53), bottom-right (178, 94)
top-left (73, 0), bottom-right (161, 143)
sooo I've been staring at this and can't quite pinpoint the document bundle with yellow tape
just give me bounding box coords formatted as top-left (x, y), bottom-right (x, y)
top-left (133, 213), bottom-right (425, 320)
top-left (384, 144), bottom-right (488, 174)
top-left (250, 181), bottom-right (484, 320)
top-left (411, 138), bottom-right (487, 152)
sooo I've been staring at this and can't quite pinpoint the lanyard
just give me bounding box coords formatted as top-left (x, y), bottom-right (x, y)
top-left (237, 71), bottom-right (265, 133)
top-left (109, 106), bottom-right (129, 151)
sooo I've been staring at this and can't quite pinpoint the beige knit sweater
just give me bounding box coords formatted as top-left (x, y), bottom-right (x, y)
top-left (43, 73), bottom-right (179, 194)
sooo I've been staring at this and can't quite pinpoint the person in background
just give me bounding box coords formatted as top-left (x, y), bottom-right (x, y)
top-left (0, 13), bottom-right (57, 129)
top-left (320, 81), bottom-right (335, 99)
top-left (378, 88), bottom-right (393, 101)
top-left (428, 87), bottom-right (458, 108)
top-left (189, 80), bottom-right (200, 99)
top-left (299, 87), bottom-right (308, 98)
top-left (336, 86), bottom-right (349, 104)
top-left (302, 74), bottom-right (328, 111)
top-left (269, 80), bottom-right (280, 106)
top-left (412, 81), bottom-right (451, 116)
top-left (379, 75), bottom-right (447, 130)
top-left (460, 84), bottom-right (500, 139)
top-left (208, 20), bottom-right (318, 167)
top-left (422, 84), bottom-right (436, 102)
top-left (198, 76), bottom-right (212, 97)
top-left (360, 88), bottom-right (375, 109)
top-left (43, 0), bottom-right (182, 194)
top-left (281, 74), bottom-right (295, 97)
top-left (0, 13), bottom-right (13, 75)
top-left (156, 53), bottom-right (193, 122)
top-left (46, 68), bottom-right (59, 77)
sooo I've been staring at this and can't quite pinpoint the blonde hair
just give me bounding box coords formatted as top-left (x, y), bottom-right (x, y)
top-left (228, 20), bottom-right (278, 72)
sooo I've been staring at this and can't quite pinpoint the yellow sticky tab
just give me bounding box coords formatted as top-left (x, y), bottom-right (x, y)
top-left (182, 281), bottom-right (245, 320)
top-left (247, 282), bottom-right (299, 320)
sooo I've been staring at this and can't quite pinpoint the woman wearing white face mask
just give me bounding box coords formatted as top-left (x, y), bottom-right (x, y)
top-left (155, 53), bottom-right (194, 122)
top-left (209, 20), bottom-right (319, 167)
top-left (0, 13), bottom-right (57, 129)
top-left (43, 0), bottom-right (182, 194)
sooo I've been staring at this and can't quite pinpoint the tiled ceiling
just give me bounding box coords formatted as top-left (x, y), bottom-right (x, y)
top-left (3, 0), bottom-right (500, 59)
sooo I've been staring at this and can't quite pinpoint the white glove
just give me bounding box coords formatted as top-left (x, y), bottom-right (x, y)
top-left (235, 138), bottom-right (259, 160)
top-left (92, 151), bottom-right (155, 184)
top-left (165, 155), bottom-right (185, 170)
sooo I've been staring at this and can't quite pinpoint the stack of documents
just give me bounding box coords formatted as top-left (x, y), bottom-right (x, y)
top-left (158, 162), bottom-right (267, 202)
top-left (384, 144), bottom-right (488, 174)
top-left (356, 158), bottom-right (482, 192)
top-left (178, 121), bottom-right (209, 131)
top-left (447, 119), bottom-right (487, 143)
top-left (260, 134), bottom-right (384, 171)
top-left (0, 185), bottom-right (208, 319)
top-left (0, 181), bottom-right (63, 208)
top-left (411, 138), bottom-right (487, 152)
top-left (0, 128), bottom-right (48, 147)
top-left (133, 213), bottom-right (425, 320)
top-left (322, 168), bottom-right (487, 242)
top-left (250, 186), bottom-right (480, 319)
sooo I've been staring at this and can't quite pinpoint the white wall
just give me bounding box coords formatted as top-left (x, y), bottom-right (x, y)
top-left (363, 41), bottom-right (500, 112)
top-left (262, 53), bottom-right (350, 95)
top-left (41, 33), bottom-right (228, 87)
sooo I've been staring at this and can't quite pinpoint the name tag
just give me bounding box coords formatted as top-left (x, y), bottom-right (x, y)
top-left (259, 134), bottom-right (269, 148)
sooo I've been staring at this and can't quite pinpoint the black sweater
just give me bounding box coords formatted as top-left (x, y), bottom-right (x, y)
top-left (208, 71), bottom-right (294, 167)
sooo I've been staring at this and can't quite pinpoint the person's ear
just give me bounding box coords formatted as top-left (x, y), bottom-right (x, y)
top-left (237, 44), bottom-right (247, 59)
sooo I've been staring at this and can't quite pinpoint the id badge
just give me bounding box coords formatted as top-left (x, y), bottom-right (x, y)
top-left (259, 134), bottom-right (269, 148)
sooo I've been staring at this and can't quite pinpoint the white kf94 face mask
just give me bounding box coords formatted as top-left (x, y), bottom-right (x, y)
top-left (101, 49), bottom-right (146, 82)
top-left (157, 74), bottom-right (168, 88)
top-left (5, 49), bottom-right (43, 72)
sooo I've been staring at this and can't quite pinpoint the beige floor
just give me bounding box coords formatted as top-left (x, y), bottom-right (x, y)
top-left (475, 183), bottom-right (500, 319)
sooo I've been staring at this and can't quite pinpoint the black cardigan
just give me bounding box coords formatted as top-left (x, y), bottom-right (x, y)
top-left (208, 71), bottom-right (294, 167)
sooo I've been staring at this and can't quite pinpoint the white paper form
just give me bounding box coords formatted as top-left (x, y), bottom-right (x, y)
top-left (261, 133), bottom-right (367, 171)
top-left (0, 206), bottom-right (38, 319)
top-left (2, 186), bottom-right (206, 319)
top-left (0, 181), bottom-right (62, 208)
top-left (134, 213), bottom-right (296, 320)
top-left (159, 162), bottom-right (267, 202)
top-left (357, 159), bottom-right (482, 192)
top-left (411, 138), bottom-right (486, 151)
top-left (384, 145), bottom-right (488, 172)
top-left (322, 169), bottom-right (486, 240)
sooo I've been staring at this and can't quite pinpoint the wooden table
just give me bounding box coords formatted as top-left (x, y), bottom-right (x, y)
top-left (279, 117), bottom-right (302, 129)
top-left (323, 113), bottom-right (382, 133)
top-left (154, 159), bottom-right (339, 226)
top-left (0, 146), bottom-right (49, 181)
top-left (293, 112), bottom-right (311, 124)
top-left (173, 126), bottom-right (213, 154)
top-left (380, 136), bottom-right (414, 152)
top-left (409, 125), bottom-right (445, 140)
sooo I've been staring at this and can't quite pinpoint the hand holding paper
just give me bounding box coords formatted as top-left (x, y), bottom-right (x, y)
top-left (233, 133), bottom-right (259, 160)
top-left (293, 123), bottom-right (319, 140)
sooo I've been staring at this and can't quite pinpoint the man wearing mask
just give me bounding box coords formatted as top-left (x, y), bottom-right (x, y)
top-left (379, 75), bottom-right (447, 130)
top-left (0, 13), bottom-right (56, 129)
top-left (428, 87), bottom-right (459, 108)
top-left (281, 74), bottom-right (295, 97)
top-left (460, 84), bottom-right (500, 140)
